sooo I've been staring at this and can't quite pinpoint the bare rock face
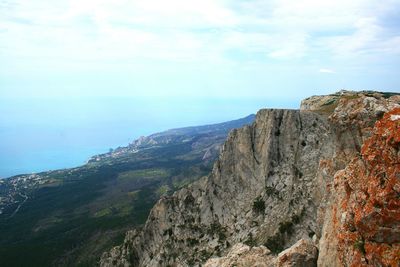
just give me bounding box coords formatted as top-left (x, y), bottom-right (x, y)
top-left (100, 91), bottom-right (400, 267)
top-left (204, 243), bottom-right (274, 267)
top-left (276, 239), bottom-right (318, 267)
top-left (101, 108), bottom-right (333, 267)
top-left (318, 108), bottom-right (400, 267)
top-left (100, 230), bottom-right (137, 267)
top-left (204, 239), bottom-right (318, 267)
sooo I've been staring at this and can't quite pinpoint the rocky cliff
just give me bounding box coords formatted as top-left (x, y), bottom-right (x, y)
top-left (100, 91), bottom-right (400, 267)
top-left (318, 107), bottom-right (400, 267)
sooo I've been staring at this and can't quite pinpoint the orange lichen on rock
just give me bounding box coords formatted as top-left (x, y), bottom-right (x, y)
top-left (334, 108), bottom-right (400, 266)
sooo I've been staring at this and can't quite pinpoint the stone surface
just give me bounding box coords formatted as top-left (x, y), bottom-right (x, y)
top-left (276, 239), bottom-right (318, 267)
top-left (100, 91), bottom-right (400, 267)
top-left (101, 108), bottom-right (335, 267)
top-left (204, 243), bottom-right (274, 267)
top-left (203, 239), bottom-right (318, 267)
top-left (319, 108), bottom-right (400, 267)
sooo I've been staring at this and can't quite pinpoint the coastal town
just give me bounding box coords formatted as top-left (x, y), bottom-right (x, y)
top-left (0, 174), bottom-right (52, 217)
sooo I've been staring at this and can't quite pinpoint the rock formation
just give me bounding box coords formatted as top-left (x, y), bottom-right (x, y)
top-left (203, 239), bottom-right (318, 267)
top-left (318, 107), bottom-right (400, 267)
top-left (100, 91), bottom-right (400, 267)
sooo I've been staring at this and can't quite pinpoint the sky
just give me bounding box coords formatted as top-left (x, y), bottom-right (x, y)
top-left (0, 0), bottom-right (400, 177)
top-left (1, 0), bottom-right (399, 101)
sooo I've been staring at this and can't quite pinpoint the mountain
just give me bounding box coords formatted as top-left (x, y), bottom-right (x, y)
top-left (0, 114), bottom-right (255, 267)
top-left (100, 91), bottom-right (400, 267)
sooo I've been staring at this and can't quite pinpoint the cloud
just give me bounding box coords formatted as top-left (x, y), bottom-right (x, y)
top-left (1, 0), bottom-right (400, 66)
top-left (0, 0), bottom-right (399, 98)
top-left (319, 68), bottom-right (336, 74)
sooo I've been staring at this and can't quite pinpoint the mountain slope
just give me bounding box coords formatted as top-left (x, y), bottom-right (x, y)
top-left (0, 114), bottom-right (255, 267)
top-left (100, 91), bottom-right (400, 266)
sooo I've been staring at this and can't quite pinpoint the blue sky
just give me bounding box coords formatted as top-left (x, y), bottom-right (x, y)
top-left (1, 0), bottom-right (400, 177)
top-left (1, 0), bottom-right (399, 101)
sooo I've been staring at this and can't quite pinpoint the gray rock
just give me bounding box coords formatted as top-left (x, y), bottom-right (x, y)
top-left (101, 108), bottom-right (334, 267)
top-left (276, 239), bottom-right (318, 267)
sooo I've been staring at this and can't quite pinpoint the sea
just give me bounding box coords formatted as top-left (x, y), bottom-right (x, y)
top-left (0, 96), bottom-right (297, 178)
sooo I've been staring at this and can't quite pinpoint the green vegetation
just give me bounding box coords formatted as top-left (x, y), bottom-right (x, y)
top-left (156, 185), bottom-right (171, 196)
top-left (187, 258), bottom-right (196, 265)
top-left (321, 98), bottom-right (337, 107)
top-left (313, 91), bottom-right (400, 115)
top-left (127, 190), bottom-right (140, 199)
top-left (364, 91), bottom-right (400, 99)
top-left (118, 168), bottom-right (169, 181)
top-left (244, 232), bottom-right (257, 247)
top-left (252, 197), bottom-right (266, 213)
top-left (291, 214), bottom-right (301, 224)
top-left (207, 221), bottom-right (223, 236)
top-left (314, 97), bottom-right (340, 115)
top-left (264, 212), bottom-right (304, 254)
top-left (279, 221), bottom-right (294, 235)
top-left (93, 207), bottom-right (112, 218)
top-left (0, 135), bottom-right (216, 266)
top-left (199, 249), bottom-right (213, 261)
top-left (0, 114), bottom-right (255, 266)
top-left (186, 238), bottom-right (199, 246)
top-left (265, 186), bottom-right (280, 197)
top-left (264, 234), bottom-right (285, 254)
top-left (353, 238), bottom-right (366, 255)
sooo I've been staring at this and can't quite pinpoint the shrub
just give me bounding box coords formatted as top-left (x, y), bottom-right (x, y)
top-left (279, 221), bottom-right (294, 235)
top-left (265, 186), bottom-right (279, 197)
top-left (264, 234), bottom-right (284, 254)
top-left (208, 221), bottom-right (223, 235)
top-left (218, 230), bottom-right (226, 241)
top-left (353, 239), bottom-right (366, 255)
top-left (244, 232), bottom-right (256, 247)
top-left (186, 238), bottom-right (199, 246)
top-left (253, 197), bottom-right (266, 213)
top-left (291, 214), bottom-right (300, 224)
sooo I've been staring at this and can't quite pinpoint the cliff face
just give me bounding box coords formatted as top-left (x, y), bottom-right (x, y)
top-left (319, 108), bottom-right (400, 266)
top-left (100, 91), bottom-right (400, 267)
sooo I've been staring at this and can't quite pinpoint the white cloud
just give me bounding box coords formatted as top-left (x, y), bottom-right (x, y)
top-left (1, 0), bottom-right (399, 71)
top-left (318, 17), bottom-right (400, 58)
top-left (1, 0), bottom-right (399, 63)
top-left (319, 68), bottom-right (336, 74)
top-left (267, 33), bottom-right (309, 59)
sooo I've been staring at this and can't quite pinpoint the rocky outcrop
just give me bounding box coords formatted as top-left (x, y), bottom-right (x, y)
top-left (318, 108), bottom-right (400, 267)
top-left (204, 243), bottom-right (274, 267)
top-left (100, 91), bottom-right (400, 267)
top-left (101, 108), bottom-right (334, 267)
top-left (276, 239), bottom-right (318, 267)
top-left (203, 238), bottom-right (318, 267)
